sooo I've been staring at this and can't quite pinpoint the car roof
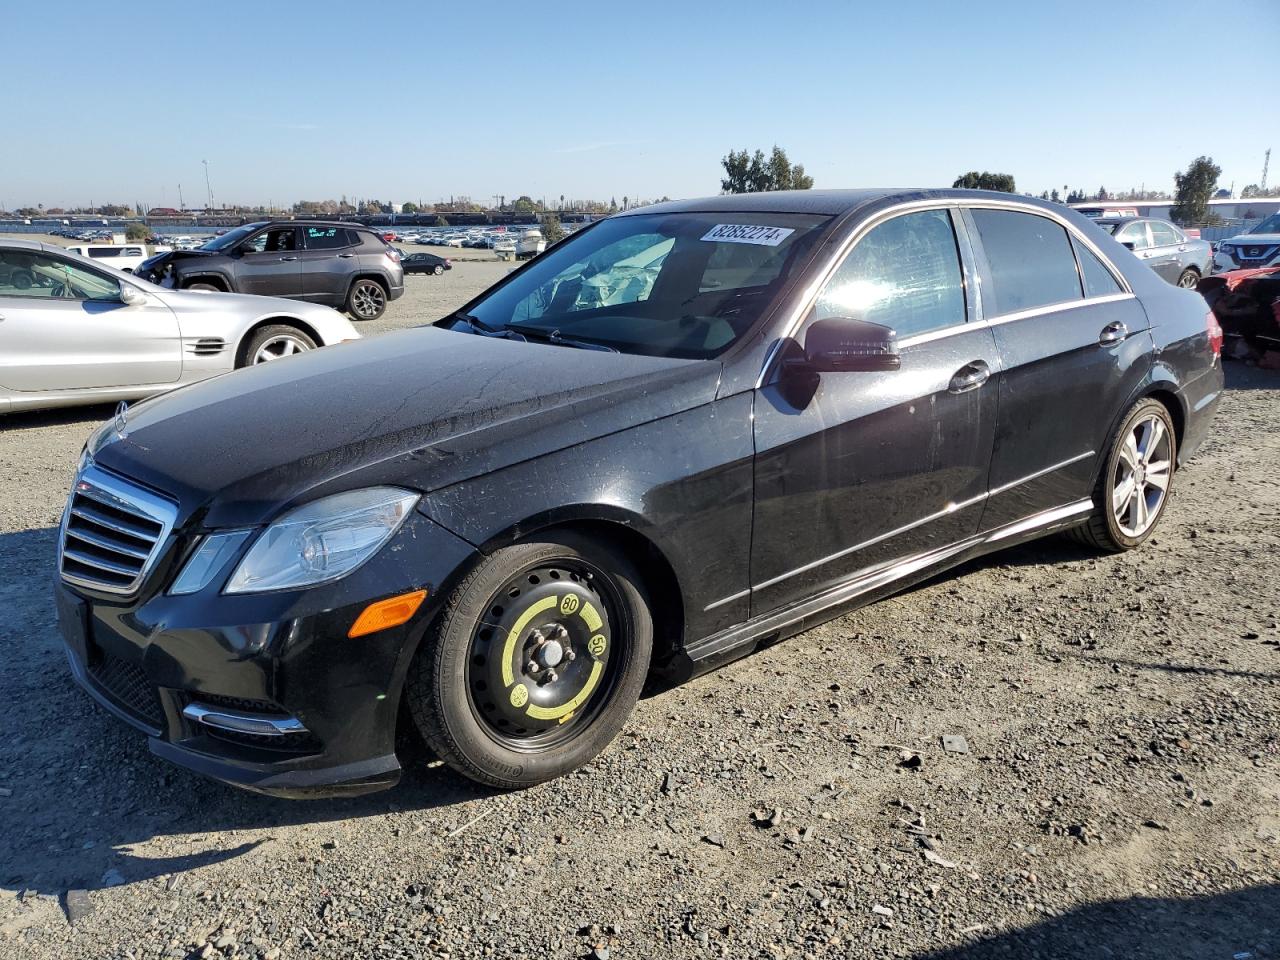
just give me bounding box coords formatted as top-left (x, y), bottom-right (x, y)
top-left (619, 187), bottom-right (1067, 218)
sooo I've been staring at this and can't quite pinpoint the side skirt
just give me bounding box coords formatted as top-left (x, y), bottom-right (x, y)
top-left (668, 499), bottom-right (1093, 682)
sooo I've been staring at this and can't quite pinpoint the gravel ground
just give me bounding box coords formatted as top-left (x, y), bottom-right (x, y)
top-left (0, 263), bottom-right (1277, 959)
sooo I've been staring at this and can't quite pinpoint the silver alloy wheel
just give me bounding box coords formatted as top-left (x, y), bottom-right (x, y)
top-left (253, 334), bottom-right (311, 364)
top-left (351, 281), bottom-right (386, 319)
top-left (1177, 270), bottom-right (1199, 289)
top-left (1112, 414), bottom-right (1173, 537)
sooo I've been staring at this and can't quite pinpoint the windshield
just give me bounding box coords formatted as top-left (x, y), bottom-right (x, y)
top-left (200, 224), bottom-right (261, 251)
top-left (1249, 214), bottom-right (1280, 234)
top-left (460, 212), bottom-right (831, 359)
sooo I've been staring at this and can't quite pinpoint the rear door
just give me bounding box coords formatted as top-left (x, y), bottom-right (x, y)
top-left (234, 226), bottom-right (301, 297)
top-left (965, 206), bottom-right (1152, 530)
top-left (1146, 220), bottom-right (1184, 283)
top-left (297, 225), bottom-right (359, 303)
top-left (0, 249), bottom-right (181, 391)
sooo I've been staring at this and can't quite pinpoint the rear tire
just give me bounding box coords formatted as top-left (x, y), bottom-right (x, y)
top-left (1176, 268), bottom-right (1200, 289)
top-left (346, 279), bottom-right (387, 320)
top-left (185, 280), bottom-right (223, 293)
top-left (1066, 398), bottom-right (1176, 552)
top-left (405, 532), bottom-right (652, 789)
top-left (238, 324), bottom-right (316, 367)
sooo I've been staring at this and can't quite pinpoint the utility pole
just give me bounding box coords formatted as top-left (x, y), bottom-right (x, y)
top-left (178, 184), bottom-right (184, 211)
top-left (1262, 148), bottom-right (1271, 193)
top-left (202, 160), bottom-right (214, 211)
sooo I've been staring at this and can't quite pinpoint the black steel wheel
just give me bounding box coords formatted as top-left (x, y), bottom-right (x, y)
top-left (406, 532), bottom-right (652, 788)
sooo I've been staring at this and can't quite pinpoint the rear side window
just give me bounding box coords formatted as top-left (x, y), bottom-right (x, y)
top-left (1072, 237), bottom-right (1123, 298)
top-left (87, 248), bottom-right (121, 258)
top-left (814, 209), bottom-right (966, 338)
top-left (970, 209), bottom-right (1081, 316)
top-left (1149, 221), bottom-right (1180, 246)
top-left (304, 226), bottom-right (353, 250)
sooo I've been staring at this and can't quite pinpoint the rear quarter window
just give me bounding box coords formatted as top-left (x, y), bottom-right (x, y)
top-left (970, 209), bottom-right (1082, 316)
top-left (1071, 236), bottom-right (1124, 298)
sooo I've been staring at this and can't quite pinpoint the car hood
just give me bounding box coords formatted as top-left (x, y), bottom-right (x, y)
top-left (1225, 233), bottom-right (1280, 247)
top-left (91, 327), bottom-right (720, 527)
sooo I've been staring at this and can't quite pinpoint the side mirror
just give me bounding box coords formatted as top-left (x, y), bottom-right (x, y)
top-left (119, 284), bottom-right (146, 306)
top-left (792, 317), bottom-right (900, 373)
top-left (1120, 241), bottom-right (1135, 251)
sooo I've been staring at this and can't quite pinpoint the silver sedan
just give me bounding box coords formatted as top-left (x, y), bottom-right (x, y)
top-left (0, 239), bottom-right (361, 414)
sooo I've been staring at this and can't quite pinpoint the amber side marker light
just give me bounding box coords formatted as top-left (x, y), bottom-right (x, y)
top-left (348, 589), bottom-right (428, 638)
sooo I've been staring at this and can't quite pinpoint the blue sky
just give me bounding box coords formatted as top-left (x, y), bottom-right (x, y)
top-left (4, 0), bottom-right (1276, 209)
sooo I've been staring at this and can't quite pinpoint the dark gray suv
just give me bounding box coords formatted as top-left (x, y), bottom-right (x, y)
top-left (134, 221), bottom-right (405, 320)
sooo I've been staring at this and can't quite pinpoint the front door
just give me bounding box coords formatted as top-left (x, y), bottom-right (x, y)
top-left (963, 207), bottom-right (1153, 529)
top-left (0, 249), bottom-right (181, 391)
top-left (751, 208), bottom-right (998, 615)
top-left (234, 226), bottom-right (301, 297)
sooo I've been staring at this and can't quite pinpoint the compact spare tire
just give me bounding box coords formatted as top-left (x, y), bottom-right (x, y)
top-left (1068, 398), bottom-right (1176, 552)
top-left (406, 532), bottom-right (653, 789)
top-left (346, 278), bottom-right (387, 320)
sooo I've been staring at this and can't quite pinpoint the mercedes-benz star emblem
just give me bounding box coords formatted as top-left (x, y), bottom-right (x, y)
top-left (113, 401), bottom-right (129, 440)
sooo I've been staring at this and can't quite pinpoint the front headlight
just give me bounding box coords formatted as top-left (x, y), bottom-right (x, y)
top-left (1220, 244), bottom-right (1235, 255)
top-left (224, 487), bottom-right (420, 594)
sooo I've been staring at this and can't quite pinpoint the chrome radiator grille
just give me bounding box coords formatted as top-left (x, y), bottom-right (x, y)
top-left (59, 465), bottom-right (177, 595)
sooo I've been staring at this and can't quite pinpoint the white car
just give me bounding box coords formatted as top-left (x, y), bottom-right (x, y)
top-left (1213, 213), bottom-right (1280, 273)
top-left (64, 243), bottom-right (170, 274)
top-left (0, 239), bottom-right (361, 415)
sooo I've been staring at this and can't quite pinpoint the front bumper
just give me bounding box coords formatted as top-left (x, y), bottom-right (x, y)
top-left (55, 510), bottom-right (477, 798)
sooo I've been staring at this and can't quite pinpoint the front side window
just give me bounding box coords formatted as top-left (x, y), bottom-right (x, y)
top-left (812, 209), bottom-right (966, 338)
top-left (462, 212), bottom-right (831, 359)
top-left (0, 251), bottom-right (120, 300)
top-left (1115, 221), bottom-right (1151, 250)
top-left (242, 227), bottom-right (297, 253)
top-left (304, 226), bottom-right (352, 250)
top-left (971, 209), bottom-right (1083, 316)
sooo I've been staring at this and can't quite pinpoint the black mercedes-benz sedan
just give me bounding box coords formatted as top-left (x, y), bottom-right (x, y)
top-left (56, 189), bottom-right (1223, 798)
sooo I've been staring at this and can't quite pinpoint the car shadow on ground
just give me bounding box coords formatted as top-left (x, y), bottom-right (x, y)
top-left (0, 524), bottom-right (496, 900)
top-left (1, 401), bottom-right (116, 431)
top-left (913, 884), bottom-right (1279, 960)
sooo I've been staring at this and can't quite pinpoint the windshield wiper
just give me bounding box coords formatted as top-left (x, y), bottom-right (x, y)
top-left (452, 311), bottom-right (503, 334)
top-left (502, 324), bottom-right (619, 352)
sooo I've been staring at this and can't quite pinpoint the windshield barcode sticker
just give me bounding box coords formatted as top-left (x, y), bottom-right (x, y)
top-left (700, 224), bottom-right (795, 246)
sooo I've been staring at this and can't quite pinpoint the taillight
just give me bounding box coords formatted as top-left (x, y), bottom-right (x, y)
top-left (1206, 311), bottom-right (1223, 357)
top-left (385, 247), bottom-right (401, 263)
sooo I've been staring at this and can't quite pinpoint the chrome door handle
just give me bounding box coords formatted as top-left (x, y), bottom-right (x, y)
top-left (948, 360), bottom-right (990, 394)
top-left (279, 256), bottom-right (298, 261)
top-left (1098, 321), bottom-right (1128, 345)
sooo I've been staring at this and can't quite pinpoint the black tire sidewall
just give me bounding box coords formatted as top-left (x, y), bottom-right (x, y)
top-left (1099, 399), bottom-right (1177, 550)
top-left (347, 280), bottom-right (386, 320)
top-left (240, 324), bottom-right (316, 367)
top-left (419, 535), bottom-right (652, 787)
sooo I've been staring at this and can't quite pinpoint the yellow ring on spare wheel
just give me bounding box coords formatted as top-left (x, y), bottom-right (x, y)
top-left (578, 601), bottom-right (602, 632)
top-left (500, 595), bottom-right (559, 686)
top-left (526, 661), bottom-right (604, 721)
